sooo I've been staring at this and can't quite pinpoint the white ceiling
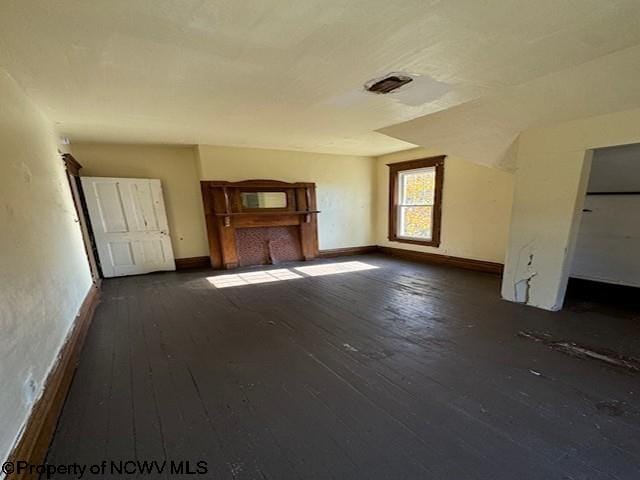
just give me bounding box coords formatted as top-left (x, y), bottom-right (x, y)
top-left (1, 0), bottom-right (640, 158)
top-left (381, 42), bottom-right (640, 170)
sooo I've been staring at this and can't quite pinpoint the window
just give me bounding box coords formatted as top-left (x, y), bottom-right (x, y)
top-left (388, 156), bottom-right (444, 247)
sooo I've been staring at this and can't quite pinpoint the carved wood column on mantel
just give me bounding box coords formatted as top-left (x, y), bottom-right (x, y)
top-left (200, 179), bottom-right (320, 269)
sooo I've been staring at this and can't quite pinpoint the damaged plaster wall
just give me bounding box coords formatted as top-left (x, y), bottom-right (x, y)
top-left (0, 70), bottom-right (92, 463)
top-left (502, 106), bottom-right (640, 310)
top-left (504, 149), bottom-right (592, 309)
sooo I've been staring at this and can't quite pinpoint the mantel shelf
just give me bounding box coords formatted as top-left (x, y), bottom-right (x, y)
top-left (213, 210), bottom-right (320, 216)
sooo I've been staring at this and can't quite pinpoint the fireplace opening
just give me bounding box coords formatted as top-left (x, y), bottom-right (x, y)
top-left (235, 226), bottom-right (303, 267)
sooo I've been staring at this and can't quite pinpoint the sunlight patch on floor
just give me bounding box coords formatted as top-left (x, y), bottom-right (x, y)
top-left (207, 269), bottom-right (302, 288)
top-left (206, 261), bottom-right (378, 288)
top-left (294, 261), bottom-right (378, 277)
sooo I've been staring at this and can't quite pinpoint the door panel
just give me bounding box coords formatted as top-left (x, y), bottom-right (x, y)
top-left (82, 177), bottom-right (175, 277)
top-left (108, 241), bottom-right (134, 266)
top-left (95, 181), bottom-right (128, 232)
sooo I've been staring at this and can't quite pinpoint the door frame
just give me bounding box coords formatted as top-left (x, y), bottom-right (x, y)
top-left (62, 153), bottom-right (102, 284)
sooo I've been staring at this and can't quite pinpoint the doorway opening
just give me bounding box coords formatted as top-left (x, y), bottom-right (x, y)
top-left (565, 143), bottom-right (640, 315)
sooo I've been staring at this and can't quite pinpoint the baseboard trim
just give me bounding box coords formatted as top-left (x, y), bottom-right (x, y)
top-left (180, 247), bottom-right (500, 275)
top-left (378, 246), bottom-right (503, 275)
top-left (318, 245), bottom-right (379, 258)
top-left (175, 256), bottom-right (210, 270)
top-left (7, 284), bottom-right (100, 479)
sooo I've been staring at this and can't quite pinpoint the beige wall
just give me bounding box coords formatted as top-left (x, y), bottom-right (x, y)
top-left (502, 107), bottom-right (640, 310)
top-left (197, 145), bottom-right (377, 250)
top-left (72, 143), bottom-right (209, 259)
top-left (0, 70), bottom-right (92, 463)
top-left (376, 148), bottom-right (514, 263)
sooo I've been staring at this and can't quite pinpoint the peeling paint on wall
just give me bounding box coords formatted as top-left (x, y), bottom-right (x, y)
top-left (512, 241), bottom-right (538, 304)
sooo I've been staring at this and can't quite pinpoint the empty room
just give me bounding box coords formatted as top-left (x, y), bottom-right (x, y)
top-left (2, 1), bottom-right (640, 479)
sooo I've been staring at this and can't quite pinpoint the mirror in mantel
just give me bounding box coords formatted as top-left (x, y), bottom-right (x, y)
top-left (241, 191), bottom-right (287, 209)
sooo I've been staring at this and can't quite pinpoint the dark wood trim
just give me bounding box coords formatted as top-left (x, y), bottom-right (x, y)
top-left (388, 156), bottom-right (445, 248)
top-left (175, 256), bottom-right (211, 270)
top-left (212, 210), bottom-right (320, 217)
top-left (61, 153), bottom-right (102, 284)
top-left (61, 153), bottom-right (82, 176)
top-left (201, 182), bottom-right (223, 269)
top-left (7, 285), bottom-right (100, 479)
top-left (378, 246), bottom-right (503, 275)
top-left (203, 179), bottom-right (316, 188)
top-left (386, 156), bottom-right (446, 171)
top-left (586, 191), bottom-right (640, 195)
top-left (174, 244), bottom-right (503, 274)
top-left (318, 245), bottom-right (379, 258)
top-left (388, 236), bottom-right (442, 247)
top-left (200, 179), bottom-right (319, 269)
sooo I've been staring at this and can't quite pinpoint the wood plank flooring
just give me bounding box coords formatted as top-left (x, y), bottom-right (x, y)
top-left (45, 255), bottom-right (640, 479)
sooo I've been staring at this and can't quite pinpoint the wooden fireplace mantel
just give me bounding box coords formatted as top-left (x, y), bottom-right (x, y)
top-left (200, 179), bottom-right (320, 269)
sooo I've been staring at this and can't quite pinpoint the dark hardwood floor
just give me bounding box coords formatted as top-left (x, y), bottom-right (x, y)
top-left (46, 254), bottom-right (640, 479)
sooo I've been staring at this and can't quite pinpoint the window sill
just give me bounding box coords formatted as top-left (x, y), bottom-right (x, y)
top-left (388, 236), bottom-right (440, 248)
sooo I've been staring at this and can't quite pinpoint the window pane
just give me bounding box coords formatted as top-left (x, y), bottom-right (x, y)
top-left (399, 206), bottom-right (433, 239)
top-left (400, 167), bottom-right (435, 205)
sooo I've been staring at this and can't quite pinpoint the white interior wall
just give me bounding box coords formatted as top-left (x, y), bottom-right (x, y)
top-left (0, 70), bottom-right (92, 464)
top-left (502, 107), bottom-right (640, 310)
top-left (572, 196), bottom-right (640, 287)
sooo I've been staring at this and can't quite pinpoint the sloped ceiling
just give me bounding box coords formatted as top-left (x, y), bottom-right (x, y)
top-left (1, 0), bottom-right (639, 160)
top-left (380, 43), bottom-right (640, 170)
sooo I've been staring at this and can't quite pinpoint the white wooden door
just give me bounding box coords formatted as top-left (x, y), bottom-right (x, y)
top-left (81, 177), bottom-right (176, 277)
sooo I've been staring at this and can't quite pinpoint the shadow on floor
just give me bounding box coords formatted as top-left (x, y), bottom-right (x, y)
top-left (564, 277), bottom-right (640, 320)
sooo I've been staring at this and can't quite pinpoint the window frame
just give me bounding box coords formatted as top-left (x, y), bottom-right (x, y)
top-left (387, 155), bottom-right (445, 247)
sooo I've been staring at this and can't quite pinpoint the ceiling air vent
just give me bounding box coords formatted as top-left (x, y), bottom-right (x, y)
top-left (365, 74), bottom-right (413, 94)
